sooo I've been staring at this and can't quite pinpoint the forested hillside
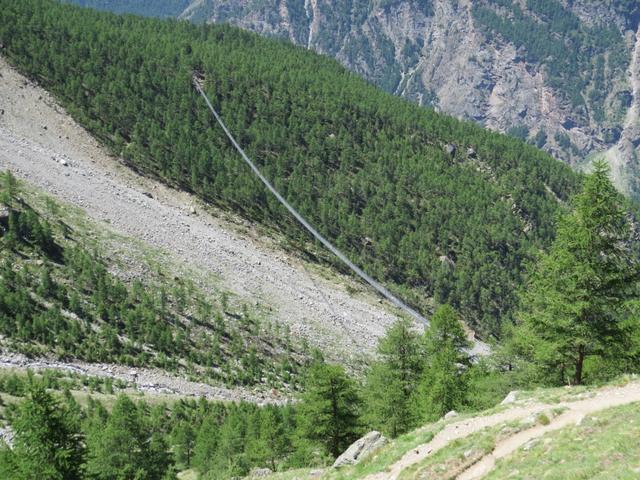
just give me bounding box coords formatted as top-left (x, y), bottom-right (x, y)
top-left (68, 0), bottom-right (640, 197)
top-left (0, 0), bottom-right (581, 337)
top-left (62, 0), bottom-right (191, 17)
top-left (0, 172), bottom-right (307, 388)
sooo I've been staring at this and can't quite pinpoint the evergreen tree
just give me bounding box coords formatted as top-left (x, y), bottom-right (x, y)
top-left (297, 362), bottom-right (361, 458)
top-left (0, 171), bottom-right (18, 205)
top-left (363, 318), bottom-right (423, 437)
top-left (247, 406), bottom-right (288, 471)
top-left (171, 421), bottom-right (196, 468)
top-left (0, 385), bottom-right (84, 480)
top-left (85, 394), bottom-right (173, 480)
top-left (514, 160), bottom-right (639, 385)
top-left (192, 414), bottom-right (221, 475)
top-left (419, 305), bottom-right (470, 420)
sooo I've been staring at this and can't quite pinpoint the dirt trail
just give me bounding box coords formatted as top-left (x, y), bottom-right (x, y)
top-left (365, 381), bottom-right (640, 480)
top-left (0, 55), bottom-right (400, 363)
top-left (365, 403), bottom-right (546, 480)
top-left (458, 381), bottom-right (640, 480)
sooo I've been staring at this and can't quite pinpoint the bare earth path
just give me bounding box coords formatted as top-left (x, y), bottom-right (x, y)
top-left (457, 381), bottom-right (640, 480)
top-left (0, 55), bottom-right (400, 363)
top-left (365, 381), bottom-right (640, 480)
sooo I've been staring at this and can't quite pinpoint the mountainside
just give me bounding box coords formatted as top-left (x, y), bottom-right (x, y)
top-left (1, 0), bottom-right (582, 337)
top-left (67, 0), bottom-right (640, 198)
top-left (0, 172), bottom-right (315, 393)
top-left (0, 53), bottom-right (403, 377)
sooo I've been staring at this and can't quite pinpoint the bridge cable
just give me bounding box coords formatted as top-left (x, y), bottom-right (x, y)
top-left (193, 77), bottom-right (429, 326)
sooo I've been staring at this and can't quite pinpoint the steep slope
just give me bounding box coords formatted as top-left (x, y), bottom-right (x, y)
top-left (70, 0), bottom-right (640, 197)
top-left (0, 0), bottom-right (580, 337)
top-left (0, 56), bottom-right (398, 368)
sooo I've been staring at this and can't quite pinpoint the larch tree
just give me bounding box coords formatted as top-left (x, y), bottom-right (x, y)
top-left (0, 385), bottom-right (84, 480)
top-left (297, 362), bottom-right (361, 458)
top-left (514, 160), bottom-right (639, 385)
top-left (419, 304), bottom-right (470, 420)
top-left (363, 318), bottom-right (424, 437)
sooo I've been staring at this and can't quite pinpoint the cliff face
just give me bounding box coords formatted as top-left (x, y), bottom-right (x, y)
top-left (172, 0), bottom-right (640, 196)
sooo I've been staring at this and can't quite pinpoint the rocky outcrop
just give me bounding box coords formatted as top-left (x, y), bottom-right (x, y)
top-left (170, 0), bottom-right (639, 197)
top-left (333, 431), bottom-right (388, 468)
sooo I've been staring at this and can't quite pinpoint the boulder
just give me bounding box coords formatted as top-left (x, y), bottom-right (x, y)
top-left (444, 410), bottom-right (458, 420)
top-left (0, 427), bottom-right (14, 448)
top-left (500, 390), bottom-right (519, 405)
top-left (333, 431), bottom-right (387, 468)
top-left (444, 143), bottom-right (457, 156)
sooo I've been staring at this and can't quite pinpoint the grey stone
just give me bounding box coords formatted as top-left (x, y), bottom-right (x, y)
top-left (501, 390), bottom-right (519, 405)
top-left (445, 143), bottom-right (457, 156)
top-left (333, 431), bottom-right (387, 468)
top-left (444, 410), bottom-right (458, 420)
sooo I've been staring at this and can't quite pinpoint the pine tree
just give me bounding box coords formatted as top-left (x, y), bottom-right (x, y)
top-left (514, 160), bottom-right (639, 385)
top-left (192, 414), bottom-right (221, 475)
top-left (0, 385), bottom-right (84, 480)
top-left (172, 421), bottom-right (196, 468)
top-left (419, 305), bottom-right (470, 420)
top-left (363, 318), bottom-right (423, 437)
top-left (85, 394), bottom-right (173, 480)
top-left (297, 362), bottom-right (361, 458)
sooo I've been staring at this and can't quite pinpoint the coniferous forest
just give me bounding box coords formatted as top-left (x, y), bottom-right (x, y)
top-left (0, 0), bottom-right (582, 338)
top-left (1, 1), bottom-right (640, 479)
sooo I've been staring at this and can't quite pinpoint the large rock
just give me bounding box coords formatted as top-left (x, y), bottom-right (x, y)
top-left (333, 431), bottom-right (387, 468)
top-left (501, 390), bottom-right (519, 405)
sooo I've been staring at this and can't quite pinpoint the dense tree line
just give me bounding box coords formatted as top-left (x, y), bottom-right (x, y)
top-left (0, 309), bottom-right (473, 480)
top-left (64, 0), bottom-right (191, 18)
top-left (0, 172), bottom-right (305, 388)
top-left (0, 0), bottom-right (581, 337)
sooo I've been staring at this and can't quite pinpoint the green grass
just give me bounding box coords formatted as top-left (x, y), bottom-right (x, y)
top-left (327, 424), bottom-right (442, 479)
top-left (395, 410), bottom-right (566, 480)
top-left (486, 402), bottom-right (640, 479)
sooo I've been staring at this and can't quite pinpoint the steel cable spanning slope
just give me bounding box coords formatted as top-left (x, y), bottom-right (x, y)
top-left (193, 77), bottom-right (429, 326)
